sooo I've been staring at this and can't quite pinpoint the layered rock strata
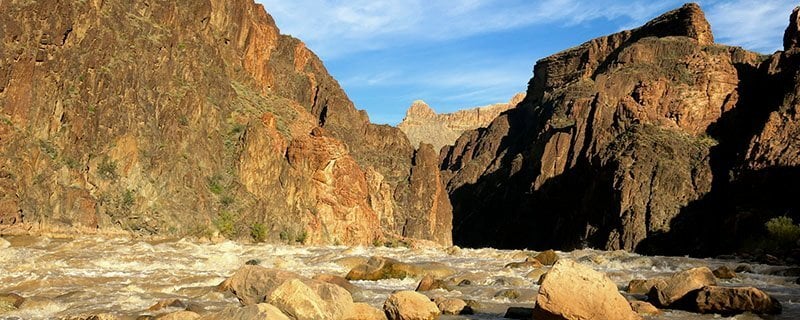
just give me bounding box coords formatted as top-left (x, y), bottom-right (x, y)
top-left (398, 93), bottom-right (524, 152)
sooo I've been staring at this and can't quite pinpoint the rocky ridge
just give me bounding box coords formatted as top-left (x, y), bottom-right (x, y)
top-left (441, 3), bottom-right (798, 254)
top-left (0, 0), bottom-right (451, 245)
top-left (397, 93), bottom-right (524, 152)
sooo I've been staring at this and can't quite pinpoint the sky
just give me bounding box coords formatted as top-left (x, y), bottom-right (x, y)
top-left (257, 0), bottom-right (798, 125)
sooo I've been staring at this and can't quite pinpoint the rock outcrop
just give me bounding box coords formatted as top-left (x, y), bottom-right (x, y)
top-left (0, 0), bottom-right (451, 245)
top-left (441, 2), bottom-right (798, 254)
top-left (398, 94), bottom-right (524, 152)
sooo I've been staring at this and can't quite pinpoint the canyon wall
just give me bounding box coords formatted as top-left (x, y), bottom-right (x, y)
top-left (0, 0), bottom-right (452, 245)
top-left (442, 3), bottom-right (799, 255)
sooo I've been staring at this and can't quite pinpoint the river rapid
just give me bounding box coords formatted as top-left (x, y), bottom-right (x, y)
top-left (0, 235), bottom-right (798, 319)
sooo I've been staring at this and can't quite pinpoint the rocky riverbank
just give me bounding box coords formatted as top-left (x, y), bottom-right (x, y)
top-left (1, 235), bottom-right (798, 319)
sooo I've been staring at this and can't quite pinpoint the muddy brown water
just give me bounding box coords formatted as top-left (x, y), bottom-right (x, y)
top-left (0, 235), bottom-right (798, 319)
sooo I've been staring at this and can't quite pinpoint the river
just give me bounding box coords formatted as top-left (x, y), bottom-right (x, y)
top-left (0, 235), bottom-right (797, 319)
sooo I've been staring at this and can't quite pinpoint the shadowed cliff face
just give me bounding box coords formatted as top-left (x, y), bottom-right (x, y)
top-left (0, 0), bottom-right (452, 245)
top-left (440, 3), bottom-right (798, 253)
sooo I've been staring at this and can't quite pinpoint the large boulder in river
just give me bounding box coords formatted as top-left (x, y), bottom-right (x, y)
top-left (533, 250), bottom-right (559, 266)
top-left (221, 266), bottom-right (301, 305)
top-left (647, 267), bottom-right (716, 307)
top-left (267, 279), bottom-right (354, 320)
top-left (198, 303), bottom-right (290, 320)
top-left (626, 278), bottom-right (666, 295)
top-left (692, 286), bottom-right (781, 315)
top-left (347, 256), bottom-right (421, 280)
top-left (533, 259), bottom-right (641, 320)
top-left (383, 291), bottom-right (440, 320)
top-left (345, 303), bottom-right (388, 320)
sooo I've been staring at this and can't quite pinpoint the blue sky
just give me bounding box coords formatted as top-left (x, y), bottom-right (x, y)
top-left (257, 0), bottom-right (797, 125)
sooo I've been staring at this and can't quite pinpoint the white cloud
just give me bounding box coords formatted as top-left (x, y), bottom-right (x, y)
top-left (257, 0), bottom-right (675, 58)
top-left (704, 0), bottom-right (797, 53)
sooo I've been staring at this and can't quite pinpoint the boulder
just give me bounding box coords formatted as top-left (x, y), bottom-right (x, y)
top-left (198, 303), bottom-right (290, 320)
top-left (267, 279), bottom-right (354, 320)
top-left (383, 291), bottom-right (440, 320)
top-left (692, 286), bottom-right (781, 315)
top-left (154, 311), bottom-right (200, 320)
top-left (626, 278), bottom-right (666, 295)
top-left (533, 259), bottom-right (641, 320)
top-left (344, 303), bottom-right (387, 320)
top-left (494, 289), bottom-right (537, 302)
top-left (313, 274), bottom-right (360, 294)
top-left (712, 266), bottom-right (736, 279)
top-left (0, 237), bottom-right (9, 249)
top-left (629, 301), bottom-right (660, 315)
top-left (222, 265), bottom-right (301, 305)
top-left (346, 257), bottom-right (422, 281)
top-left (525, 268), bottom-right (548, 282)
top-left (534, 250), bottom-right (559, 266)
top-left (415, 275), bottom-right (449, 292)
top-left (433, 297), bottom-right (468, 315)
top-left (647, 267), bottom-right (716, 307)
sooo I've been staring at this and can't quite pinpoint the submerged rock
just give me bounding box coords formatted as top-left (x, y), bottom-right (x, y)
top-left (712, 266), bottom-right (737, 279)
top-left (0, 293), bottom-right (23, 311)
top-left (533, 259), bottom-right (641, 320)
top-left (383, 291), bottom-right (440, 320)
top-left (433, 297), bottom-right (468, 315)
top-left (534, 250), bottom-right (559, 266)
top-left (415, 274), bottom-right (449, 292)
top-left (346, 256), bottom-right (421, 281)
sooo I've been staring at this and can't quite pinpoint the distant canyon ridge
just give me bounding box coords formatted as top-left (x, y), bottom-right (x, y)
top-left (398, 93), bottom-right (525, 152)
top-left (1, 1), bottom-right (799, 256)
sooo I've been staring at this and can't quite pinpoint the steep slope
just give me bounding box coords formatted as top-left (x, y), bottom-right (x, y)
top-left (441, 3), bottom-right (779, 253)
top-left (0, 0), bottom-right (451, 245)
top-left (398, 93), bottom-right (525, 151)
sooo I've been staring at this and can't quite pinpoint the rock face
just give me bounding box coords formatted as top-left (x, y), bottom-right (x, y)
top-left (533, 259), bottom-right (640, 320)
top-left (398, 93), bottom-right (524, 152)
top-left (441, 2), bottom-right (798, 254)
top-left (0, 0), bottom-right (451, 245)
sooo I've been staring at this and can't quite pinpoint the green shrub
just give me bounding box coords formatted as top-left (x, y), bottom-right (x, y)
top-left (766, 216), bottom-right (800, 246)
top-left (250, 223), bottom-right (267, 243)
top-left (279, 229), bottom-right (290, 242)
top-left (207, 176), bottom-right (224, 194)
top-left (98, 157), bottom-right (118, 180)
top-left (214, 210), bottom-right (237, 239)
top-left (296, 230), bottom-right (307, 244)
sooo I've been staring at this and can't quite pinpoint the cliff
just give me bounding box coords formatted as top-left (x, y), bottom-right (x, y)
top-left (441, 3), bottom-right (798, 255)
top-left (0, 0), bottom-right (452, 245)
top-left (397, 93), bottom-right (525, 151)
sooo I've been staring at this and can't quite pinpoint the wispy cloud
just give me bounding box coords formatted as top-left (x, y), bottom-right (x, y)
top-left (258, 0), bottom-right (674, 58)
top-left (704, 0), bottom-right (797, 53)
